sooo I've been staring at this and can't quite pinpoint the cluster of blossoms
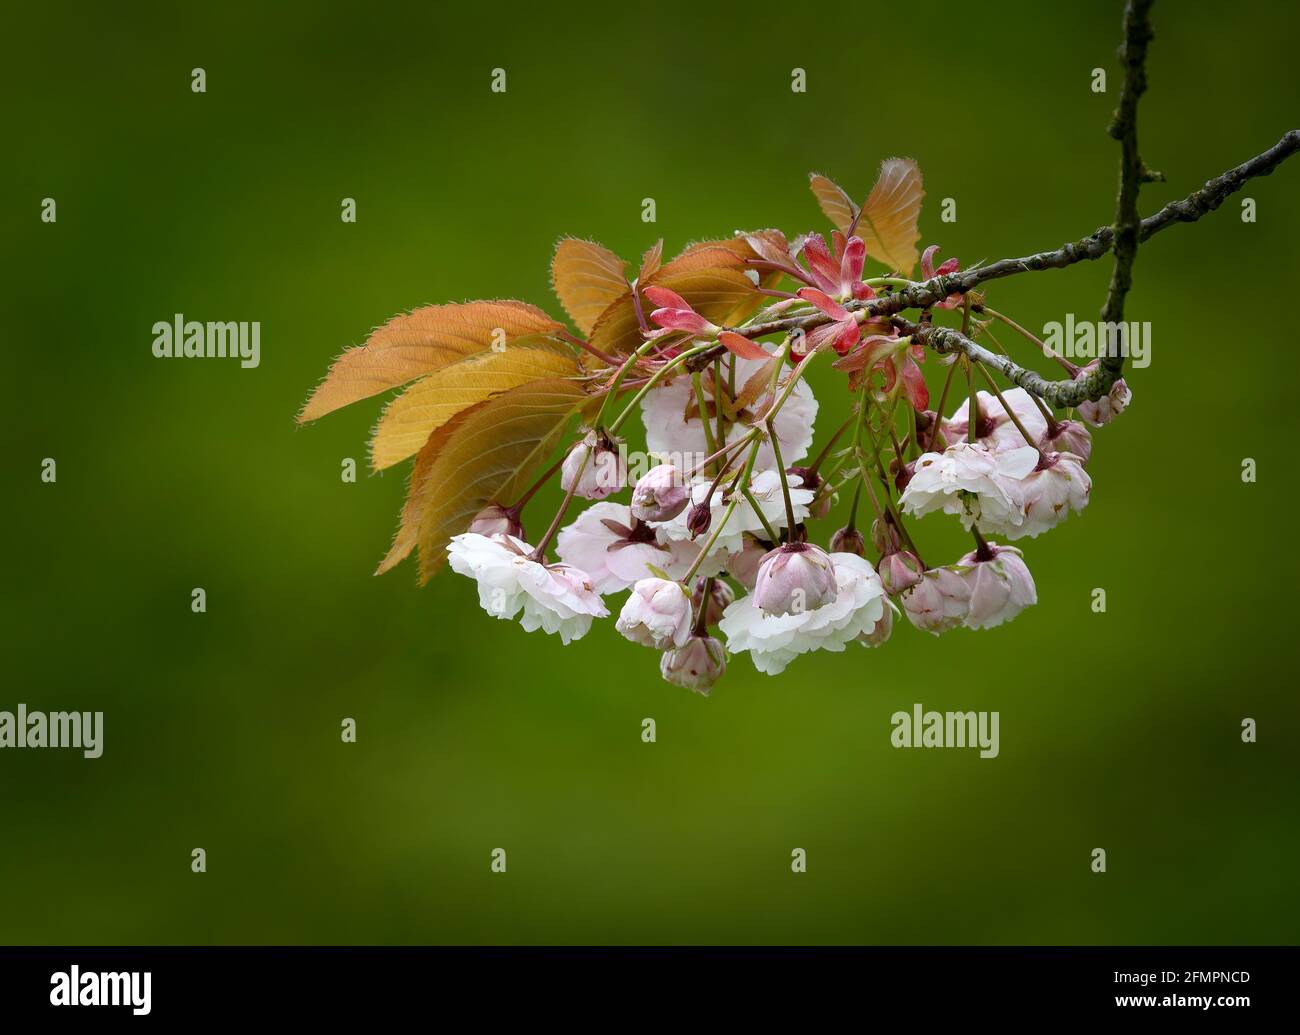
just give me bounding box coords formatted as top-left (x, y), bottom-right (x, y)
top-left (441, 220), bottom-right (1129, 695)
top-left (302, 160), bottom-right (1137, 697)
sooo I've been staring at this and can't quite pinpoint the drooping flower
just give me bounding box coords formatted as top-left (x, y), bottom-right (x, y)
top-left (719, 552), bottom-right (887, 675)
top-left (957, 544), bottom-right (1037, 630)
top-left (630, 463), bottom-right (691, 522)
top-left (640, 355), bottom-right (819, 468)
top-left (899, 441), bottom-right (1039, 534)
top-left (1074, 360), bottom-right (1132, 426)
top-left (447, 533), bottom-right (608, 644)
top-left (660, 635), bottom-right (727, 694)
top-left (997, 451), bottom-right (1091, 539)
top-left (900, 566), bottom-right (972, 634)
top-left (561, 429), bottom-right (627, 500)
top-left (616, 578), bottom-right (693, 649)
top-left (555, 503), bottom-right (693, 593)
top-left (753, 542), bottom-right (838, 616)
top-left (468, 503), bottom-right (525, 540)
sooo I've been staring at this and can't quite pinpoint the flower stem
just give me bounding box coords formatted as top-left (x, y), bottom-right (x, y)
top-left (980, 305), bottom-right (1079, 376)
top-left (607, 344), bottom-right (710, 435)
top-left (529, 446), bottom-right (589, 562)
top-left (681, 439), bottom-right (762, 585)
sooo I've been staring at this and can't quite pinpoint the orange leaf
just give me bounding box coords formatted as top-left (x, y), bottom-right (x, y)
top-left (550, 238), bottom-right (629, 335)
top-left (638, 239), bottom-right (663, 282)
top-left (809, 173), bottom-right (858, 235)
top-left (855, 158), bottom-right (925, 274)
top-left (297, 300), bottom-right (563, 423)
top-left (369, 340), bottom-right (581, 471)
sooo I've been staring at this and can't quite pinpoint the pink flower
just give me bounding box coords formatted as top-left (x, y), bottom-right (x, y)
top-left (901, 567), bottom-right (971, 634)
top-left (998, 451), bottom-right (1091, 540)
top-left (753, 542), bottom-right (838, 616)
top-left (660, 635), bottom-right (726, 694)
top-left (957, 544), bottom-right (1037, 630)
top-left (561, 430), bottom-right (626, 500)
top-left (555, 503), bottom-right (692, 594)
top-left (468, 503), bottom-right (525, 540)
top-left (631, 463), bottom-right (691, 522)
top-left (616, 578), bottom-right (693, 649)
top-left (1039, 418), bottom-right (1093, 465)
top-left (1074, 361), bottom-right (1132, 426)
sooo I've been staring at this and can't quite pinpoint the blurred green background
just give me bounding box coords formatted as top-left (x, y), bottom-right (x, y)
top-left (3, 0), bottom-right (1298, 944)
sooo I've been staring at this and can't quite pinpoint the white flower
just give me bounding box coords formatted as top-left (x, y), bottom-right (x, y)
top-left (944, 388), bottom-right (1047, 453)
top-left (616, 578), bottom-right (693, 649)
top-left (899, 441), bottom-right (1039, 534)
top-left (997, 451), bottom-right (1091, 539)
top-left (652, 469), bottom-right (812, 570)
top-left (555, 502), bottom-right (694, 594)
top-left (719, 552), bottom-right (886, 675)
top-left (640, 356), bottom-right (819, 467)
top-left (447, 533), bottom-right (607, 644)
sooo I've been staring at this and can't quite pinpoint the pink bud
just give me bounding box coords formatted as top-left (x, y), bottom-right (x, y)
top-left (870, 516), bottom-right (903, 558)
top-left (467, 503), bottom-right (524, 540)
top-left (561, 430), bottom-right (626, 501)
top-left (686, 501), bottom-right (712, 539)
top-left (630, 463), bottom-right (690, 522)
top-left (692, 577), bottom-right (734, 627)
top-left (660, 635), bottom-right (726, 695)
top-left (753, 542), bottom-right (838, 616)
top-left (830, 526), bottom-right (866, 557)
top-left (877, 550), bottom-right (923, 595)
top-left (858, 601), bottom-right (894, 647)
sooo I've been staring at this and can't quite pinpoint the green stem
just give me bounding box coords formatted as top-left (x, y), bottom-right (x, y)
top-left (682, 439), bottom-right (762, 584)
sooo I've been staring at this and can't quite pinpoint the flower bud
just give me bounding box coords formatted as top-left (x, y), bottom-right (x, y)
top-left (692, 576), bottom-right (734, 627)
top-left (660, 635), bottom-right (726, 695)
top-left (1040, 419), bottom-right (1093, 465)
top-left (753, 542), bottom-right (838, 616)
top-left (468, 503), bottom-right (524, 540)
top-left (830, 525), bottom-right (866, 557)
top-left (877, 550), bottom-right (923, 595)
top-left (686, 500), bottom-right (712, 539)
top-left (561, 429), bottom-right (626, 500)
top-left (630, 463), bottom-right (690, 522)
top-left (616, 577), bottom-right (693, 649)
